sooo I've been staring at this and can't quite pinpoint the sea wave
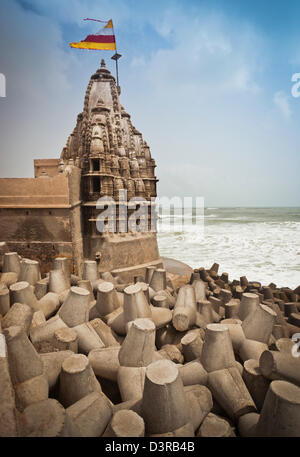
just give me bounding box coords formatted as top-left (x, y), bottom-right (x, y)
top-left (157, 207), bottom-right (300, 289)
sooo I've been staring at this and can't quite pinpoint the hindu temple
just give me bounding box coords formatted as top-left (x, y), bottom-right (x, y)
top-left (0, 60), bottom-right (162, 280)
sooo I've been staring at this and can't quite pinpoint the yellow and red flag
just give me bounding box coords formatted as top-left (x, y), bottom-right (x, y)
top-left (70, 18), bottom-right (116, 51)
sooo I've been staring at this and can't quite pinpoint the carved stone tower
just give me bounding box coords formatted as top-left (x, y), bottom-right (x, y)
top-left (60, 60), bottom-right (162, 279)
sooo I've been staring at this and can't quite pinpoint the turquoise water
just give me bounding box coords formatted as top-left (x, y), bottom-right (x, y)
top-left (157, 207), bottom-right (300, 289)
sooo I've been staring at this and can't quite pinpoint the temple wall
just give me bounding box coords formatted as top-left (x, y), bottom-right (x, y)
top-left (0, 175), bottom-right (70, 207)
top-left (0, 171), bottom-right (84, 275)
top-left (0, 208), bottom-right (72, 242)
top-left (93, 232), bottom-right (161, 272)
top-left (34, 159), bottom-right (60, 178)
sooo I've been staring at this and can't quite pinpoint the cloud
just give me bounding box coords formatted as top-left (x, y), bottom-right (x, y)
top-left (141, 9), bottom-right (266, 96)
top-left (273, 91), bottom-right (292, 118)
top-left (15, 0), bottom-right (131, 25)
top-left (0, 0), bottom-right (77, 177)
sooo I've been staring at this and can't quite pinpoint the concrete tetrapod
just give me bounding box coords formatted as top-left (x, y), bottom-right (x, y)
top-left (38, 292), bottom-right (60, 319)
top-left (58, 353), bottom-right (102, 408)
top-left (135, 281), bottom-right (151, 303)
top-left (242, 359), bottom-right (270, 411)
top-left (88, 347), bottom-right (120, 382)
top-left (106, 307), bottom-right (126, 335)
top-left (1, 303), bottom-right (33, 335)
top-left (208, 366), bottom-right (257, 421)
top-left (181, 332), bottom-right (203, 362)
top-left (238, 293), bottom-right (259, 321)
top-left (178, 359), bottom-right (208, 386)
top-left (52, 327), bottom-right (78, 352)
top-left (96, 282), bottom-right (120, 317)
top-left (155, 325), bottom-right (183, 349)
top-left (3, 326), bottom-right (44, 385)
top-left (48, 269), bottom-right (70, 295)
top-left (118, 318), bottom-right (156, 367)
top-left (58, 287), bottom-right (90, 327)
top-left (255, 380), bottom-right (300, 437)
top-left (83, 260), bottom-right (98, 283)
top-left (238, 339), bottom-right (268, 363)
top-left (192, 280), bottom-right (207, 302)
top-left (209, 296), bottom-right (223, 315)
top-left (0, 241), bottom-right (9, 269)
top-left (72, 322), bottom-right (105, 354)
top-left (242, 304), bottom-right (277, 344)
top-left (142, 359), bottom-right (192, 435)
top-left (117, 319), bottom-right (154, 402)
top-left (149, 268), bottom-right (167, 292)
top-left (117, 366), bottom-right (146, 402)
top-left (123, 284), bottom-right (152, 326)
top-left (112, 398), bottom-right (143, 417)
top-left (154, 288), bottom-right (176, 308)
top-left (197, 300), bottom-right (214, 324)
top-left (219, 289), bottom-right (232, 306)
top-left (19, 259), bottom-right (41, 286)
top-left (283, 302), bottom-right (298, 318)
top-left (67, 391), bottom-right (113, 437)
top-left (152, 294), bottom-right (169, 309)
top-left (259, 350), bottom-right (300, 386)
top-left (150, 305), bottom-right (172, 329)
top-left (272, 325), bottom-right (286, 340)
top-left (58, 289), bottom-right (70, 306)
top-left (53, 257), bottom-right (71, 283)
top-left (220, 321), bottom-right (246, 353)
top-left (0, 287), bottom-right (10, 316)
top-left (30, 314), bottom-right (68, 345)
top-left (275, 338), bottom-right (294, 353)
top-left (145, 266), bottom-right (156, 285)
top-left (3, 252), bottom-right (21, 278)
top-left (184, 385), bottom-right (213, 431)
top-left (197, 413), bottom-right (235, 437)
top-left (288, 312), bottom-right (300, 327)
top-left (158, 344), bottom-right (184, 364)
top-left (101, 271), bottom-right (117, 284)
top-left (103, 409), bottom-right (145, 437)
top-left (77, 279), bottom-right (95, 303)
top-left (34, 278), bottom-right (48, 300)
top-left (172, 285), bottom-right (197, 332)
top-left (0, 272), bottom-right (18, 288)
top-left (10, 281), bottom-right (39, 312)
top-left (224, 299), bottom-right (240, 319)
top-left (89, 318), bottom-right (120, 347)
top-left (41, 350), bottom-right (74, 390)
top-left (150, 422), bottom-right (195, 437)
top-left (0, 334), bottom-right (18, 436)
top-left (200, 324), bottom-right (236, 373)
top-left (19, 399), bottom-right (81, 437)
top-left (238, 413), bottom-right (260, 437)
top-left (15, 373), bottom-right (49, 411)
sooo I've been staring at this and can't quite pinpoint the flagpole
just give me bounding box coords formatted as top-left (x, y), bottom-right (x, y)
top-left (111, 21), bottom-right (122, 90)
top-left (116, 58), bottom-right (119, 87)
top-left (71, 18), bottom-right (121, 88)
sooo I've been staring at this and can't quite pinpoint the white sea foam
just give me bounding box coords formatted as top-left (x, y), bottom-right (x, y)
top-left (157, 207), bottom-right (300, 289)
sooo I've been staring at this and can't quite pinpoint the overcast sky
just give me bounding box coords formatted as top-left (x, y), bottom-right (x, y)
top-left (0, 0), bottom-right (300, 206)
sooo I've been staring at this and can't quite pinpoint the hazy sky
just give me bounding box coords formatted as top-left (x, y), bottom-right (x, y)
top-left (0, 0), bottom-right (300, 206)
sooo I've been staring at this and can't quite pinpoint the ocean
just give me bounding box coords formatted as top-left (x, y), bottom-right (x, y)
top-left (157, 207), bottom-right (300, 290)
